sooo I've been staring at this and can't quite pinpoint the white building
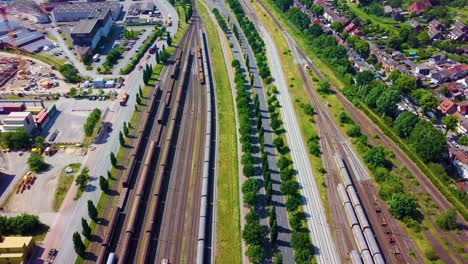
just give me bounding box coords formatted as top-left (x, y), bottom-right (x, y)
top-left (1, 112), bottom-right (36, 133)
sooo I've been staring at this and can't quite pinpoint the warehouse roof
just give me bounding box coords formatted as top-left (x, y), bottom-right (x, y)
top-left (0, 29), bottom-right (44, 47)
top-left (21, 38), bottom-right (52, 53)
top-left (72, 19), bottom-right (99, 34)
top-left (53, 2), bottom-right (121, 13)
top-left (0, 20), bottom-right (20, 35)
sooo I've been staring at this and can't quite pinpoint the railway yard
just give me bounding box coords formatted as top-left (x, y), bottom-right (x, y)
top-left (90, 9), bottom-right (214, 264)
top-left (1, 0), bottom-right (467, 263)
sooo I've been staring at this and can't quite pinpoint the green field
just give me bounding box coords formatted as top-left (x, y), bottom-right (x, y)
top-left (197, 2), bottom-right (242, 263)
top-left (347, 3), bottom-right (399, 34)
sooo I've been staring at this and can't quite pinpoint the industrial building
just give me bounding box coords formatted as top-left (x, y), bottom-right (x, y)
top-left (0, 21), bottom-right (52, 53)
top-left (70, 7), bottom-right (113, 58)
top-left (1, 112), bottom-right (37, 133)
top-left (0, 236), bottom-right (35, 264)
top-left (51, 2), bottom-right (122, 22)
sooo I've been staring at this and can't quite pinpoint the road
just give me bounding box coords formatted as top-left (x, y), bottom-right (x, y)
top-left (29, 1), bottom-right (181, 263)
top-left (237, 0), bottom-right (342, 263)
top-left (208, 0), bottom-right (295, 262)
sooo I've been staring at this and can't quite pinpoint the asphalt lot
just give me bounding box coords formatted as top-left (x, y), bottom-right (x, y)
top-left (41, 98), bottom-right (112, 144)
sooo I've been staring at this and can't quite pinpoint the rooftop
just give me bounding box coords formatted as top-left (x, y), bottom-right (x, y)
top-left (0, 236), bottom-right (33, 249)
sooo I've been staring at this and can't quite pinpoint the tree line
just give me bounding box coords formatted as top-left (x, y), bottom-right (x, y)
top-left (0, 213), bottom-right (42, 235)
top-left (83, 108), bottom-right (102, 137)
top-left (226, 0), bottom-right (271, 79)
top-left (212, 8), bottom-right (228, 33)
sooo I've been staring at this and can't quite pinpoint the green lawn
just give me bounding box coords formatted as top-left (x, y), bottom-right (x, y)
top-left (347, 3), bottom-right (399, 34)
top-left (197, 2), bottom-right (242, 263)
top-left (450, 6), bottom-right (468, 24)
top-left (54, 163), bottom-right (81, 211)
top-left (60, 32), bottom-right (73, 49)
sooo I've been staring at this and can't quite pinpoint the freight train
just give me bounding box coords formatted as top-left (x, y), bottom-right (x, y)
top-left (196, 45), bottom-right (205, 84)
top-left (335, 153), bottom-right (385, 264)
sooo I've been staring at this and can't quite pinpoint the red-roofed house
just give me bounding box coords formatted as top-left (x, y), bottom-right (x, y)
top-left (448, 64), bottom-right (468, 80)
top-left (344, 23), bottom-right (357, 33)
top-left (449, 147), bottom-right (468, 179)
top-left (458, 105), bottom-right (468, 115)
top-left (407, 0), bottom-right (432, 15)
top-left (454, 111), bottom-right (464, 120)
top-left (439, 98), bottom-right (458, 114)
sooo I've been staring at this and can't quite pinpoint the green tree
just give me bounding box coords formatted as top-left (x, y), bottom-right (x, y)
top-left (409, 120), bottom-right (447, 162)
top-left (286, 195), bottom-right (301, 212)
top-left (280, 180), bottom-right (299, 196)
top-left (330, 21), bottom-right (343, 32)
top-left (34, 136), bottom-right (45, 149)
top-left (119, 131), bottom-right (125, 146)
top-left (271, 219), bottom-right (278, 244)
top-left (378, 177), bottom-right (403, 200)
top-left (69, 87), bottom-right (77, 97)
top-left (364, 147), bottom-right (387, 169)
top-left (242, 221), bottom-right (266, 245)
top-left (242, 178), bottom-right (260, 194)
top-left (317, 79), bottom-right (331, 94)
top-left (72, 232), bottom-right (85, 256)
top-left (346, 124), bottom-right (361, 138)
top-left (388, 193), bottom-right (419, 220)
top-left (166, 31), bottom-right (172, 46)
top-left (375, 88), bottom-right (401, 116)
top-left (395, 74), bottom-right (417, 92)
top-left (436, 208), bottom-right (458, 231)
top-left (243, 163), bottom-right (255, 177)
top-left (356, 70), bottom-right (375, 86)
top-left (99, 175), bottom-right (109, 193)
top-left (442, 115), bottom-right (459, 135)
top-left (123, 122), bottom-right (129, 136)
top-left (87, 200), bottom-right (98, 221)
top-left (459, 135), bottom-right (468, 146)
top-left (246, 244), bottom-right (264, 263)
top-left (311, 4), bottom-right (324, 16)
top-left (419, 93), bottom-right (439, 112)
top-left (0, 128), bottom-right (31, 149)
top-left (274, 252), bottom-right (283, 264)
top-left (110, 152), bottom-right (117, 167)
top-left (243, 191), bottom-right (258, 208)
top-left (75, 167), bottom-right (89, 190)
top-left (417, 30), bottom-right (430, 46)
top-left (273, 136), bottom-right (285, 151)
top-left (136, 94), bottom-right (142, 105)
top-left (393, 112), bottom-right (419, 138)
top-left (81, 217), bottom-right (91, 238)
top-left (27, 154), bottom-right (49, 172)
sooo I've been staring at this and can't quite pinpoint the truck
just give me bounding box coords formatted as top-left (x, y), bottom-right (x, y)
top-left (120, 93), bottom-right (129, 106)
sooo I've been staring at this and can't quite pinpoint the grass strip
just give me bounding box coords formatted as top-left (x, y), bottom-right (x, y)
top-left (198, 3), bottom-right (242, 263)
top-left (54, 163), bottom-right (81, 211)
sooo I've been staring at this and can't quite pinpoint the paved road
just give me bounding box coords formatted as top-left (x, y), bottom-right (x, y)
top-left (29, 1), bottom-right (180, 263)
top-left (239, 0), bottom-right (341, 263)
top-left (209, 0), bottom-right (295, 262)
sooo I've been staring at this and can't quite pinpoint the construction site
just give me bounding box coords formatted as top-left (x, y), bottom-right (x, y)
top-left (0, 54), bottom-right (71, 94)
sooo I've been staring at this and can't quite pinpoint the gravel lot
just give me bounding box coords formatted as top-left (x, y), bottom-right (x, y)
top-left (2, 149), bottom-right (85, 226)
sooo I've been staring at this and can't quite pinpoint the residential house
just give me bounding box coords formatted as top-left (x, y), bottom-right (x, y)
top-left (407, 0), bottom-right (432, 15)
top-left (344, 22), bottom-right (363, 36)
top-left (416, 66), bottom-right (430, 75)
top-left (448, 147), bottom-right (468, 179)
top-left (431, 70), bottom-right (449, 84)
top-left (428, 19), bottom-right (445, 32)
top-left (448, 64), bottom-right (468, 81)
top-left (409, 19), bottom-right (423, 32)
top-left (458, 119), bottom-right (468, 134)
top-left (453, 111), bottom-right (464, 120)
top-left (428, 26), bottom-right (444, 40)
top-left (450, 21), bottom-right (468, 42)
top-left (430, 54), bottom-right (448, 65)
top-left (458, 105), bottom-right (468, 115)
top-left (384, 6), bottom-right (393, 15)
top-left (439, 98), bottom-right (458, 114)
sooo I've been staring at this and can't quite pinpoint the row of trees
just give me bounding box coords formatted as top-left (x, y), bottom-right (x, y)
top-left (104, 46), bottom-right (124, 69)
top-left (73, 199), bottom-right (98, 256)
top-left (232, 60), bottom-right (267, 262)
top-left (120, 26), bottom-right (165, 74)
top-left (143, 64), bottom-right (154, 85)
top-left (226, 0), bottom-right (271, 79)
top-left (59, 64), bottom-right (82, 83)
top-left (0, 213), bottom-right (41, 235)
top-left (83, 108), bottom-right (102, 137)
top-left (212, 8), bottom-right (228, 33)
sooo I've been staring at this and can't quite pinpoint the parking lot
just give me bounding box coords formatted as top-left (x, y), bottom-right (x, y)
top-left (41, 98), bottom-right (112, 144)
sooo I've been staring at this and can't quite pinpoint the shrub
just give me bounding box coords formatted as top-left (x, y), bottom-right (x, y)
top-left (27, 154), bottom-right (50, 172)
top-left (436, 208), bottom-right (458, 231)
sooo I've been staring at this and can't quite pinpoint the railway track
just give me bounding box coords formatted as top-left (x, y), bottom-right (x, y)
top-left (97, 8), bottom-right (213, 263)
top-left (250, 0), bottom-right (416, 262)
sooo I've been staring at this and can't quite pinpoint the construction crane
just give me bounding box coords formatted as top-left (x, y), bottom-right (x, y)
top-left (0, 4), bottom-right (28, 78)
